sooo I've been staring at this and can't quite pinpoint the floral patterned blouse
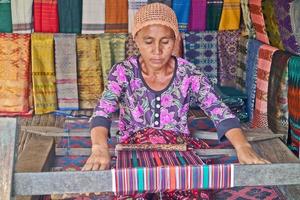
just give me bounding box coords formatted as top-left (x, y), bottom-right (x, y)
top-left (90, 56), bottom-right (240, 142)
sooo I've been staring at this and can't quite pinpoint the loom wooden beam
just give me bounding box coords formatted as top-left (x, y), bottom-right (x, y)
top-left (20, 126), bottom-right (90, 137)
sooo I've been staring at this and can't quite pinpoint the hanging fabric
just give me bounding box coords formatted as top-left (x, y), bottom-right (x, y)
top-left (172, 0), bottom-right (191, 32)
top-left (235, 36), bottom-right (248, 92)
top-left (218, 0), bottom-right (240, 31)
top-left (217, 30), bottom-right (241, 87)
top-left (188, 0), bottom-right (207, 32)
top-left (81, 0), bottom-right (105, 34)
top-left (206, 0), bottom-right (223, 30)
top-left (128, 0), bottom-right (147, 33)
top-left (57, 0), bottom-right (82, 33)
top-left (31, 33), bottom-right (57, 114)
top-left (105, 0), bottom-right (128, 33)
top-left (240, 0), bottom-right (255, 38)
top-left (0, 0), bottom-right (12, 32)
top-left (290, 0), bottom-right (300, 51)
top-left (148, 0), bottom-right (172, 7)
top-left (125, 34), bottom-right (140, 58)
top-left (33, 0), bottom-right (59, 33)
top-left (11, 0), bottom-right (33, 33)
top-left (54, 34), bottom-right (79, 111)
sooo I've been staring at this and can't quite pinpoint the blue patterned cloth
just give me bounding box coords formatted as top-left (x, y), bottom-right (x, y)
top-left (172, 0), bottom-right (191, 32)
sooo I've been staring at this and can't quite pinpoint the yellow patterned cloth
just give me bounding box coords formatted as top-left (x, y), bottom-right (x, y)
top-left (77, 35), bottom-right (103, 109)
top-left (31, 33), bottom-right (57, 114)
top-left (218, 0), bottom-right (241, 30)
top-left (0, 33), bottom-right (31, 115)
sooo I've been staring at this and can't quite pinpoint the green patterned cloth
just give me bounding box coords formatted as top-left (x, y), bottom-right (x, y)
top-left (206, 0), bottom-right (223, 30)
top-left (57, 0), bottom-right (82, 33)
top-left (0, 0), bottom-right (12, 32)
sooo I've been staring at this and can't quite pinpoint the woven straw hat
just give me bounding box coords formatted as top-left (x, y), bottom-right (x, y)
top-left (132, 3), bottom-right (179, 39)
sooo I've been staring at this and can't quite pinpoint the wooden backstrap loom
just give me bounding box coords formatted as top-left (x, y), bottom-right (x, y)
top-left (1, 117), bottom-right (300, 199)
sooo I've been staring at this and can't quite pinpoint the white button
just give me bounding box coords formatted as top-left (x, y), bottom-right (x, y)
top-left (156, 104), bottom-right (161, 108)
top-left (154, 121), bottom-right (159, 125)
top-left (155, 113), bottom-right (159, 118)
top-left (156, 96), bottom-right (161, 101)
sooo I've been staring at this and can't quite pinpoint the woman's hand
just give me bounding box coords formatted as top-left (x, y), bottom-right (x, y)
top-left (235, 143), bottom-right (270, 164)
top-left (82, 144), bottom-right (111, 171)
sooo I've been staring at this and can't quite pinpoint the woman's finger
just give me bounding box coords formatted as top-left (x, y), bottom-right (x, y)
top-left (92, 163), bottom-right (100, 171)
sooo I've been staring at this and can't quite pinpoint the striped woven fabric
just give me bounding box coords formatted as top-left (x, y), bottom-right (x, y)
top-left (288, 56), bottom-right (300, 157)
top-left (218, 0), bottom-right (240, 31)
top-left (261, 0), bottom-right (284, 50)
top-left (172, 0), bottom-right (191, 32)
top-left (128, 0), bottom-right (147, 33)
top-left (206, 0), bottom-right (223, 30)
top-left (188, 0), bottom-right (206, 32)
top-left (76, 35), bottom-right (103, 109)
top-left (217, 30), bottom-right (241, 87)
top-left (54, 34), bottom-right (79, 111)
top-left (11, 0), bottom-right (33, 33)
top-left (31, 33), bottom-right (57, 114)
top-left (81, 0), bottom-right (105, 34)
top-left (57, 0), bottom-right (82, 33)
top-left (183, 31), bottom-right (218, 84)
top-left (0, 0), bottom-right (12, 32)
top-left (241, 0), bottom-right (255, 38)
top-left (290, 0), bottom-right (300, 51)
top-left (147, 0), bottom-right (172, 7)
top-left (235, 36), bottom-right (248, 92)
top-left (105, 0), bottom-right (128, 33)
top-left (249, 0), bottom-right (269, 44)
top-left (33, 0), bottom-right (59, 33)
top-left (0, 33), bottom-right (31, 115)
top-left (267, 51), bottom-right (292, 135)
top-left (251, 45), bottom-right (278, 128)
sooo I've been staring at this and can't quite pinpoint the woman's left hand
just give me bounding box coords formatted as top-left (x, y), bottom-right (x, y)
top-left (235, 143), bottom-right (271, 164)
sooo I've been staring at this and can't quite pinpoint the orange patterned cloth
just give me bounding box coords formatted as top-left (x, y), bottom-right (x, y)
top-left (105, 0), bottom-right (128, 33)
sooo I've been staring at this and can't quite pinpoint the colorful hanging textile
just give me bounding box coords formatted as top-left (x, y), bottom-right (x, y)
top-left (206, 0), bottom-right (223, 30)
top-left (217, 30), bottom-right (241, 87)
top-left (0, 0), bottom-right (12, 32)
top-left (249, 0), bottom-right (269, 44)
top-left (57, 0), bottom-right (82, 33)
top-left (81, 0), bottom-right (105, 34)
top-left (251, 45), bottom-right (278, 128)
top-left (261, 0), bottom-right (284, 50)
top-left (288, 56), bottom-right (300, 156)
top-left (105, 0), bottom-right (128, 33)
top-left (218, 0), bottom-right (240, 31)
top-left (290, 0), bottom-right (300, 51)
top-left (76, 35), bottom-right (103, 109)
top-left (33, 0), bottom-right (59, 33)
top-left (31, 33), bottom-right (57, 114)
top-left (148, 0), bottom-right (172, 7)
top-left (54, 34), bottom-right (79, 111)
top-left (235, 36), bottom-right (248, 92)
top-left (245, 39), bottom-right (263, 122)
top-left (99, 33), bottom-right (127, 86)
top-left (128, 0), bottom-right (147, 33)
top-left (11, 0), bottom-right (33, 33)
top-left (172, 0), bottom-right (191, 32)
top-left (188, 0), bottom-right (206, 32)
top-left (125, 34), bottom-right (140, 58)
top-left (267, 51), bottom-right (291, 135)
top-left (240, 0), bottom-right (255, 38)
top-left (0, 34), bottom-right (31, 115)
top-left (183, 31), bottom-right (218, 84)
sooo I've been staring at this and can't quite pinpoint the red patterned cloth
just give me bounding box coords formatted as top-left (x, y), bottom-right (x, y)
top-left (34, 0), bottom-right (59, 32)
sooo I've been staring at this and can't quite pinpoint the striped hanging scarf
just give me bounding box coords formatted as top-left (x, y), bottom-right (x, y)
top-left (99, 33), bottom-right (127, 86)
top-left (245, 39), bottom-right (263, 122)
top-left (172, 0), bottom-right (191, 32)
top-left (128, 0), bottom-right (147, 33)
top-left (218, 0), bottom-right (240, 31)
top-left (31, 33), bottom-right (57, 114)
top-left (0, 33), bottom-right (31, 116)
top-left (235, 36), bottom-right (248, 92)
top-left (241, 0), bottom-right (255, 38)
top-left (81, 0), bottom-right (105, 34)
top-left (0, 0), bottom-right (12, 32)
top-left (54, 34), bottom-right (79, 111)
top-left (105, 0), bottom-right (128, 33)
top-left (261, 0), bottom-right (284, 50)
top-left (76, 35), bottom-right (103, 109)
top-left (147, 0), bottom-right (172, 7)
top-left (290, 0), bottom-right (300, 50)
top-left (249, 0), bottom-right (269, 44)
top-left (267, 51), bottom-right (292, 135)
top-left (125, 34), bottom-right (140, 58)
top-left (206, 0), bottom-right (223, 30)
top-left (11, 0), bottom-right (33, 33)
top-left (188, 0), bottom-right (207, 32)
top-left (274, 0), bottom-right (300, 55)
top-left (251, 45), bottom-right (278, 128)
top-left (33, 0), bottom-right (59, 33)
top-left (183, 31), bottom-right (218, 84)
top-left (288, 56), bottom-right (300, 157)
top-left (57, 0), bottom-right (82, 33)
top-left (217, 30), bottom-right (241, 87)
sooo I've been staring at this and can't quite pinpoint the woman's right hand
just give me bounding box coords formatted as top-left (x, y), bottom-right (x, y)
top-left (82, 144), bottom-right (111, 171)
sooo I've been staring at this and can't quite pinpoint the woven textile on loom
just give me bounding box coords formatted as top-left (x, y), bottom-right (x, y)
top-left (241, 0), bottom-right (255, 38)
top-left (0, 0), bottom-right (12, 33)
top-left (0, 34), bottom-right (31, 115)
top-left (188, 0), bottom-right (206, 32)
top-left (57, 0), bottom-right (82, 33)
top-left (267, 51), bottom-right (291, 136)
top-left (206, 0), bottom-right (223, 30)
top-left (54, 34), bottom-right (79, 111)
top-left (218, 0), bottom-right (240, 31)
top-left (172, 0), bottom-right (191, 32)
top-left (31, 33), bottom-right (57, 114)
top-left (33, 0), bottom-right (59, 33)
top-left (81, 0), bottom-right (105, 34)
top-left (105, 0), bottom-right (128, 33)
top-left (76, 35), bottom-right (103, 109)
top-left (11, 0), bottom-right (33, 33)
top-left (288, 56), bottom-right (300, 156)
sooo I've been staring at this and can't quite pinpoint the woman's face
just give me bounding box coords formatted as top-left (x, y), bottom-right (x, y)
top-left (135, 24), bottom-right (175, 69)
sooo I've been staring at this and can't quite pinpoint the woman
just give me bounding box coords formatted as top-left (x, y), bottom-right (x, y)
top-left (83, 2), bottom-right (269, 196)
